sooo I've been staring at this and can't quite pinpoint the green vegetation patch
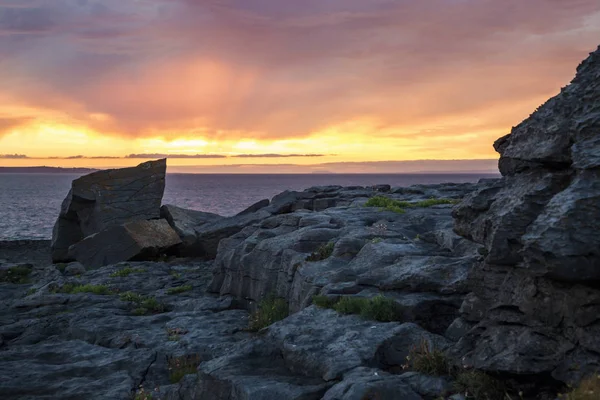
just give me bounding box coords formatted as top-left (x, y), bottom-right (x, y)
top-left (1, 265), bottom-right (33, 284)
top-left (312, 294), bottom-right (403, 322)
top-left (119, 291), bottom-right (167, 315)
top-left (55, 263), bottom-right (68, 273)
top-left (109, 267), bottom-right (146, 278)
top-left (52, 283), bottom-right (111, 295)
top-left (167, 354), bottom-right (201, 384)
top-left (167, 284), bottom-right (193, 295)
top-left (454, 370), bottom-right (506, 400)
top-left (403, 339), bottom-right (450, 376)
top-left (365, 196), bottom-right (459, 214)
top-left (248, 296), bottom-right (289, 331)
top-left (306, 242), bottom-right (335, 262)
top-left (559, 374), bottom-right (600, 400)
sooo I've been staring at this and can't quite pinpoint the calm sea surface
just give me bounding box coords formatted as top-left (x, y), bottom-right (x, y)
top-left (0, 173), bottom-right (498, 240)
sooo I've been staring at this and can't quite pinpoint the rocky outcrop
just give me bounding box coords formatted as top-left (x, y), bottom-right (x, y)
top-left (209, 183), bottom-right (481, 334)
top-left (450, 46), bottom-right (600, 384)
top-left (160, 204), bottom-right (224, 255)
top-left (68, 219), bottom-right (182, 268)
top-left (51, 159), bottom-right (167, 262)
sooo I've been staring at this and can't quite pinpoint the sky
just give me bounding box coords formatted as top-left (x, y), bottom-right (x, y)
top-left (1, 0), bottom-right (600, 172)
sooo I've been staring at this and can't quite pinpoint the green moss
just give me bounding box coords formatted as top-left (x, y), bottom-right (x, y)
top-left (167, 354), bottom-right (201, 384)
top-left (52, 283), bottom-right (110, 295)
top-left (454, 370), bottom-right (506, 400)
top-left (312, 295), bottom-right (338, 309)
top-left (365, 196), bottom-right (459, 214)
top-left (167, 284), bottom-right (193, 295)
top-left (333, 296), bottom-right (368, 315)
top-left (248, 296), bottom-right (289, 331)
top-left (359, 295), bottom-right (403, 322)
top-left (26, 287), bottom-right (37, 296)
top-left (306, 242), bottom-right (335, 262)
top-left (313, 295), bottom-right (403, 322)
top-left (109, 267), bottom-right (146, 278)
top-left (1, 265), bottom-right (32, 284)
top-left (119, 291), bottom-right (144, 303)
top-left (170, 271), bottom-right (182, 279)
top-left (55, 263), bottom-right (68, 273)
top-left (404, 339), bottom-right (449, 376)
top-left (120, 291), bottom-right (166, 315)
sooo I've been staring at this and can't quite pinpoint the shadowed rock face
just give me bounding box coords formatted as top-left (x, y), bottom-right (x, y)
top-left (51, 159), bottom-right (167, 262)
top-left (450, 46), bottom-right (600, 384)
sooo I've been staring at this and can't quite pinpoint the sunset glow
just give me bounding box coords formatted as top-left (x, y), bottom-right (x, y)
top-left (1, 0), bottom-right (600, 171)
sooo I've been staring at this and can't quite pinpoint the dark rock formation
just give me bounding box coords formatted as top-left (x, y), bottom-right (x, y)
top-left (450, 46), bottom-right (600, 384)
top-left (67, 219), bottom-right (182, 268)
top-left (160, 204), bottom-right (223, 255)
top-left (51, 159), bottom-right (167, 262)
top-left (209, 183), bottom-right (480, 334)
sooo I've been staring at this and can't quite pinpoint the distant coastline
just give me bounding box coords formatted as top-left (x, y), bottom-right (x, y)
top-left (0, 166), bottom-right (98, 174)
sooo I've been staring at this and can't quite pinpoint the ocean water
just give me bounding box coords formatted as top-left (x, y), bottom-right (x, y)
top-left (0, 173), bottom-right (498, 240)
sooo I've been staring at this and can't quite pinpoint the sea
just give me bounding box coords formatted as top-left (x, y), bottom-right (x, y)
top-left (0, 173), bottom-right (499, 241)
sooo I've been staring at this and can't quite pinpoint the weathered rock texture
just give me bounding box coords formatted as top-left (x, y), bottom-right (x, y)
top-left (209, 183), bottom-right (481, 334)
top-left (68, 219), bottom-right (182, 268)
top-left (51, 159), bottom-right (167, 262)
top-left (450, 46), bottom-right (600, 384)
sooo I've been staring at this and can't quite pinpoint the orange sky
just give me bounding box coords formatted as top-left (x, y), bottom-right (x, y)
top-left (1, 0), bottom-right (600, 170)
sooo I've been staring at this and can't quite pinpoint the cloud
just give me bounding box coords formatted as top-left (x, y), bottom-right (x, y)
top-left (231, 153), bottom-right (327, 158)
top-left (0, 153), bottom-right (328, 159)
top-left (0, 0), bottom-right (599, 144)
top-left (0, 153), bottom-right (28, 158)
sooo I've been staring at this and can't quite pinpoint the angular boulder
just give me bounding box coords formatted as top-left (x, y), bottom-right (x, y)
top-left (51, 159), bottom-right (166, 262)
top-left (67, 219), bottom-right (181, 268)
top-left (160, 204), bottom-right (223, 252)
top-left (450, 46), bottom-right (600, 384)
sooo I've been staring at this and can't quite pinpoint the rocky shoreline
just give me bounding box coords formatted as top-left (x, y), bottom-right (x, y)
top-left (1, 46), bottom-right (599, 400)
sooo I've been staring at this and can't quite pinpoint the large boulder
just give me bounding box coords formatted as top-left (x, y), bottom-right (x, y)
top-left (450, 46), bottom-right (600, 384)
top-left (67, 219), bottom-right (181, 268)
top-left (51, 159), bottom-right (167, 262)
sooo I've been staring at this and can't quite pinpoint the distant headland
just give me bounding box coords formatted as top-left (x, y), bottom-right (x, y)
top-left (0, 166), bottom-right (98, 174)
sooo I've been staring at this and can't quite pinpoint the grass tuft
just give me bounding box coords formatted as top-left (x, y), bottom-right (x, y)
top-left (359, 295), bottom-right (403, 322)
top-left (403, 339), bottom-right (449, 376)
top-left (55, 263), bottom-right (68, 273)
top-left (365, 196), bottom-right (459, 214)
top-left (119, 291), bottom-right (167, 315)
top-left (315, 294), bottom-right (403, 322)
top-left (52, 283), bottom-right (111, 295)
top-left (248, 296), bottom-right (289, 331)
top-left (306, 242), bottom-right (335, 262)
top-left (1, 265), bottom-right (33, 284)
top-left (167, 284), bottom-right (193, 295)
top-left (109, 267), bottom-right (146, 278)
top-left (312, 295), bottom-right (338, 309)
top-left (558, 374), bottom-right (600, 400)
top-left (167, 354), bottom-right (201, 384)
top-left (454, 370), bottom-right (506, 400)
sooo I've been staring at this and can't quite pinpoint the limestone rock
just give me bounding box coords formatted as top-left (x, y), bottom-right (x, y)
top-left (68, 219), bottom-right (181, 268)
top-left (450, 45), bottom-right (600, 384)
top-left (51, 159), bottom-right (166, 262)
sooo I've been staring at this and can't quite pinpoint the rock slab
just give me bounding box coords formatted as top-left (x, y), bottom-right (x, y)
top-left (450, 46), bottom-right (600, 384)
top-left (51, 159), bottom-right (166, 262)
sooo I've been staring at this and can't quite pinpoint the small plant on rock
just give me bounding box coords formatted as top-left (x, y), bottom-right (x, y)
top-left (248, 296), bottom-right (289, 331)
top-left (360, 295), bottom-right (403, 322)
top-left (454, 369), bottom-right (506, 400)
top-left (167, 284), bottom-right (193, 295)
top-left (1, 265), bottom-right (33, 284)
top-left (167, 354), bottom-right (201, 384)
top-left (403, 338), bottom-right (449, 376)
top-left (52, 283), bottom-right (111, 295)
top-left (333, 296), bottom-right (368, 315)
top-left (166, 327), bottom-right (189, 341)
top-left (558, 374), bottom-right (600, 400)
top-left (119, 291), bottom-right (167, 315)
top-left (306, 242), bottom-right (335, 262)
top-left (312, 295), bottom-right (338, 309)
